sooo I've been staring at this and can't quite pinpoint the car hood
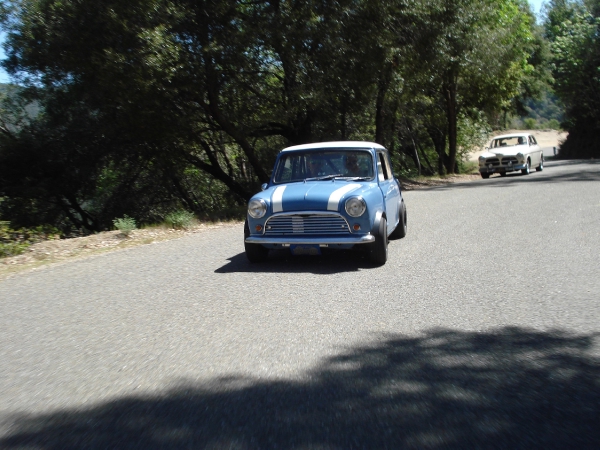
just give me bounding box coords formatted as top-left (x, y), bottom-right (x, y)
top-left (259, 181), bottom-right (375, 213)
top-left (482, 144), bottom-right (529, 157)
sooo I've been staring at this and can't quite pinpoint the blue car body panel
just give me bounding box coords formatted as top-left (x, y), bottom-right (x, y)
top-left (245, 141), bottom-right (403, 254)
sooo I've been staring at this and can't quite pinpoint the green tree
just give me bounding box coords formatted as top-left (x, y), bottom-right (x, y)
top-left (397, 0), bottom-right (535, 173)
top-left (546, 0), bottom-right (600, 157)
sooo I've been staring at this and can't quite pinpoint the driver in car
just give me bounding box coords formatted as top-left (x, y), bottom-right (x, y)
top-left (307, 158), bottom-right (325, 177)
top-left (345, 154), bottom-right (362, 176)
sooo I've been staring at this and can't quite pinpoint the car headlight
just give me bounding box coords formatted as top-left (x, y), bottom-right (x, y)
top-left (248, 199), bottom-right (267, 219)
top-left (478, 155), bottom-right (486, 165)
top-left (345, 197), bottom-right (366, 217)
top-left (517, 152), bottom-right (525, 162)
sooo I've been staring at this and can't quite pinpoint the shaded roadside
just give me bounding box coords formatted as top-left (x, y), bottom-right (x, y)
top-left (2, 327), bottom-right (599, 449)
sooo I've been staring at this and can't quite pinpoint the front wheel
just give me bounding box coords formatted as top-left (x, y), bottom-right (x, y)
top-left (389, 201), bottom-right (407, 240)
top-left (481, 172), bottom-right (490, 179)
top-left (536, 155), bottom-right (544, 172)
top-left (244, 220), bottom-right (269, 263)
top-left (369, 217), bottom-right (388, 266)
top-left (521, 160), bottom-right (530, 175)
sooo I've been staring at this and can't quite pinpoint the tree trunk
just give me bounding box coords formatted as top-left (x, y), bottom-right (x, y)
top-left (184, 147), bottom-right (252, 202)
top-left (426, 127), bottom-right (447, 176)
top-left (444, 77), bottom-right (458, 174)
top-left (375, 63), bottom-right (393, 146)
top-left (404, 119), bottom-right (421, 176)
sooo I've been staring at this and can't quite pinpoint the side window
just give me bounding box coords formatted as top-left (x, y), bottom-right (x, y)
top-left (383, 152), bottom-right (394, 179)
top-left (530, 136), bottom-right (537, 145)
top-left (377, 152), bottom-right (390, 181)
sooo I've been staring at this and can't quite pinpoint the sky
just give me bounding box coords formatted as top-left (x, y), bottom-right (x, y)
top-left (0, 1), bottom-right (547, 85)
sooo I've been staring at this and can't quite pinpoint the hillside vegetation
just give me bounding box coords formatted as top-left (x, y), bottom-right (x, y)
top-left (0, 0), bottom-right (595, 235)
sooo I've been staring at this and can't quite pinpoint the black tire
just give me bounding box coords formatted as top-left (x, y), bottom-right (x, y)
top-left (389, 201), bottom-right (407, 240)
top-left (500, 171), bottom-right (507, 177)
top-left (244, 220), bottom-right (269, 263)
top-left (369, 216), bottom-right (388, 266)
top-left (481, 173), bottom-right (490, 179)
top-left (536, 155), bottom-right (544, 172)
top-left (521, 159), bottom-right (530, 175)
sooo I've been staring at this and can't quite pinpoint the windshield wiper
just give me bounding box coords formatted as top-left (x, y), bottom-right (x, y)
top-left (305, 174), bottom-right (344, 181)
top-left (342, 176), bottom-right (371, 181)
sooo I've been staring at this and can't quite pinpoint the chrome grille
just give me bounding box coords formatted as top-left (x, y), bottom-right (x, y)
top-left (485, 158), bottom-right (500, 167)
top-left (501, 156), bottom-right (518, 165)
top-left (264, 214), bottom-right (350, 235)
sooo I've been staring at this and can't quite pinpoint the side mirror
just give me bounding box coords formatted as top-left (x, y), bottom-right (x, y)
top-left (261, 183), bottom-right (268, 191)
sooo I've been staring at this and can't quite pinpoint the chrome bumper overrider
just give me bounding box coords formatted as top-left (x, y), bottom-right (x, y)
top-left (245, 235), bottom-right (375, 245)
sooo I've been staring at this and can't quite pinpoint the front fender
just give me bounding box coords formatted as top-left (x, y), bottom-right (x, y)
top-left (372, 210), bottom-right (385, 236)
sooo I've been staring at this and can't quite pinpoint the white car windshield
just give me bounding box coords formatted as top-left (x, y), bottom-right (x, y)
top-left (272, 150), bottom-right (374, 183)
top-left (491, 136), bottom-right (527, 148)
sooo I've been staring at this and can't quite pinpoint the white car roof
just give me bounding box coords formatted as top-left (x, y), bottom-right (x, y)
top-left (281, 141), bottom-right (385, 152)
top-left (492, 133), bottom-right (532, 140)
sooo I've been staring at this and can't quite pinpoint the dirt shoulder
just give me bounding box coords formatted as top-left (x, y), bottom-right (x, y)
top-left (0, 174), bottom-right (480, 280)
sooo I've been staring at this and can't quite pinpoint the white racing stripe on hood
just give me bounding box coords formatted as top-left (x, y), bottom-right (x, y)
top-left (327, 184), bottom-right (361, 211)
top-left (272, 186), bottom-right (286, 213)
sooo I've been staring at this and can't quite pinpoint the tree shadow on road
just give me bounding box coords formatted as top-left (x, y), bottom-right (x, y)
top-left (2, 327), bottom-right (599, 449)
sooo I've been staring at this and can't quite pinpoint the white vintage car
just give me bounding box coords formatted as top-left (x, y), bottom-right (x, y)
top-left (478, 133), bottom-right (544, 179)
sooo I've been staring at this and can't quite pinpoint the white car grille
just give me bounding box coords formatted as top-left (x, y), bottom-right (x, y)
top-left (501, 156), bottom-right (518, 165)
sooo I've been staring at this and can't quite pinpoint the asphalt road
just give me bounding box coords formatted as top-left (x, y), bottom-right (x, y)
top-left (1, 160), bottom-right (599, 449)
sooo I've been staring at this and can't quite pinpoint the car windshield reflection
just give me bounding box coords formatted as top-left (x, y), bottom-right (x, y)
top-left (272, 149), bottom-right (375, 184)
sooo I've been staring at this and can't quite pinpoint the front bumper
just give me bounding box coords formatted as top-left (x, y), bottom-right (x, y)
top-left (479, 163), bottom-right (526, 174)
top-left (245, 235), bottom-right (375, 245)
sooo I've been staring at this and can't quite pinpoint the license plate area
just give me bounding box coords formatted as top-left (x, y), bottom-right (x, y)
top-left (290, 244), bottom-right (322, 256)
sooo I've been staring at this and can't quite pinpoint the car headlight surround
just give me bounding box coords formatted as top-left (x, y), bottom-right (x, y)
top-left (345, 197), bottom-right (366, 217)
top-left (517, 152), bottom-right (525, 162)
top-left (248, 199), bottom-right (267, 219)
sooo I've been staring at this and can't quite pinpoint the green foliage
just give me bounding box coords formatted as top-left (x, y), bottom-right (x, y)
top-left (0, 0), bottom-right (548, 231)
top-left (546, 0), bottom-right (600, 158)
top-left (0, 221), bottom-right (60, 258)
top-left (546, 119), bottom-right (561, 130)
top-left (524, 118), bottom-right (538, 129)
top-left (164, 210), bottom-right (195, 230)
top-left (112, 215), bottom-right (137, 236)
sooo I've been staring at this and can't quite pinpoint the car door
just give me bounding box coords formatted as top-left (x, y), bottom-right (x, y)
top-left (376, 150), bottom-right (399, 235)
top-left (528, 135), bottom-right (541, 166)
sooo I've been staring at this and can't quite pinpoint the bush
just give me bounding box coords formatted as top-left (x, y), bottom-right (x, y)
top-left (523, 118), bottom-right (538, 130)
top-left (112, 215), bottom-right (137, 236)
top-left (165, 210), bottom-right (195, 229)
top-left (547, 119), bottom-right (561, 130)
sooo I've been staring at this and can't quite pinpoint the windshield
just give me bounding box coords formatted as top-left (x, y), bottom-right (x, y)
top-left (272, 149), bottom-right (374, 184)
top-left (491, 136), bottom-right (527, 148)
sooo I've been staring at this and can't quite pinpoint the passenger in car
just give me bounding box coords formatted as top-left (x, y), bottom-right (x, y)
top-left (345, 154), bottom-right (362, 176)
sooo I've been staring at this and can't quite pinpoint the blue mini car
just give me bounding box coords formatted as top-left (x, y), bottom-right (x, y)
top-left (244, 141), bottom-right (407, 265)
